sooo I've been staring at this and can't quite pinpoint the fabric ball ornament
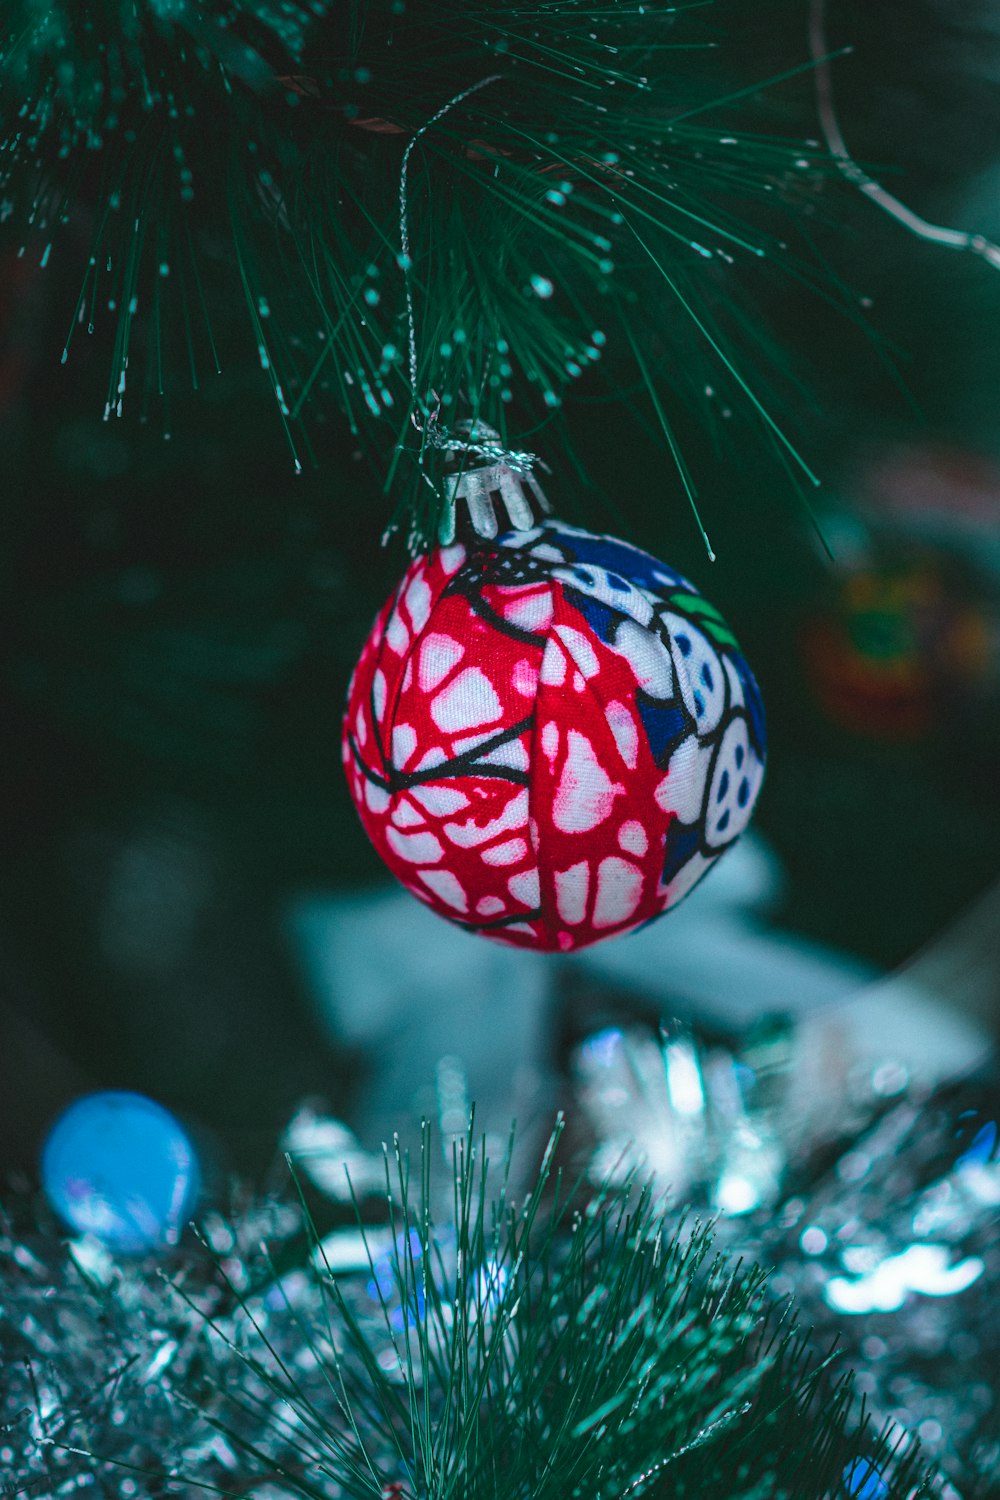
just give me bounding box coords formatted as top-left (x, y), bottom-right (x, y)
top-left (343, 521), bottom-right (766, 951)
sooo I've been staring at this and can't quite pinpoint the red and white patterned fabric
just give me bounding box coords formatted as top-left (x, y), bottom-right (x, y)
top-left (343, 522), bottom-right (766, 951)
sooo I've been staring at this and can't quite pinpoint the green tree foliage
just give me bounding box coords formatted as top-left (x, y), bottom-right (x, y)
top-left (1, 0), bottom-right (852, 545)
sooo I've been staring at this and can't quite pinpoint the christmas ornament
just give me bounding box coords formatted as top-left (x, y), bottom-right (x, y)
top-left (343, 519), bottom-right (766, 951)
top-left (41, 1090), bottom-right (200, 1253)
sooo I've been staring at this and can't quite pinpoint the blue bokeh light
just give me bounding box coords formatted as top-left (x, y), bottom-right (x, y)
top-left (41, 1091), bottom-right (200, 1254)
top-left (956, 1119), bottom-right (998, 1168)
top-left (842, 1458), bottom-right (889, 1500)
top-left (366, 1229), bottom-right (426, 1329)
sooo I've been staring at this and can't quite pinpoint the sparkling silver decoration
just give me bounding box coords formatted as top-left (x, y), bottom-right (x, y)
top-left (571, 1016), bottom-right (1000, 1496)
top-left (573, 1017), bottom-right (792, 1216)
top-left (2, 1063), bottom-right (998, 1496)
top-left (0, 1191), bottom-right (311, 1497)
top-left (282, 1104), bottom-right (386, 1199)
top-left (435, 419), bottom-right (551, 544)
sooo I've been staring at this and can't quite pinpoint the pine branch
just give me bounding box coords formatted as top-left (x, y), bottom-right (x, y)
top-left (1, 0), bottom-right (867, 546)
top-left (176, 1119), bottom-right (938, 1499)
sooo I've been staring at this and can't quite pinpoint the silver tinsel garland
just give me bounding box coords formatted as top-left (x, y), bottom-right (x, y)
top-left (0, 1191), bottom-right (306, 1496)
top-left (0, 1041), bottom-right (996, 1497)
top-left (572, 1018), bottom-right (1000, 1498)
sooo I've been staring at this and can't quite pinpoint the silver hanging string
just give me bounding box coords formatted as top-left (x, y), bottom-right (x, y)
top-left (397, 74), bottom-right (551, 542)
top-left (399, 74), bottom-right (504, 409)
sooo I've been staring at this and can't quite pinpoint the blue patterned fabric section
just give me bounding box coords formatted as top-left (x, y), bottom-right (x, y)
top-left (494, 521), bottom-right (767, 896)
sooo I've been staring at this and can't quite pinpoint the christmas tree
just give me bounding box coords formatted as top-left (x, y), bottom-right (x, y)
top-left (2, 1), bottom-right (1000, 1493)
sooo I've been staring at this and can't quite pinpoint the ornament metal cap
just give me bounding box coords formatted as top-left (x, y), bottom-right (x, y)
top-left (437, 420), bottom-right (551, 545)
